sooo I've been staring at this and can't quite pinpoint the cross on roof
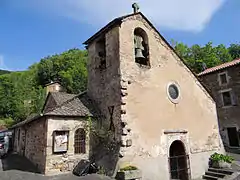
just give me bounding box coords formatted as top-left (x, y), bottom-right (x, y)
top-left (132, 3), bottom-right (140, 13)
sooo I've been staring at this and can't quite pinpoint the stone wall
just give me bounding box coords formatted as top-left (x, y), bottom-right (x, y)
top-left (199, 65), bottom-right (240, 147)
top-left (87, 26), bottom-right (122, 140)
top-left (45, 116), bottom-right (89, 175)
top-left (85, 13), bottom-right (224, 180)
top-left (86, 27), bottom-right (122, 175)
top-left (13, 117), bottom-right (47, 173)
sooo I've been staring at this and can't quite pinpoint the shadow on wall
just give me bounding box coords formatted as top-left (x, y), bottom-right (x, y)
top-left (1, 153), bottom-right (41, 173)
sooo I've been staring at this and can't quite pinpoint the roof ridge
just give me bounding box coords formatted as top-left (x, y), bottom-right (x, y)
top-left (198, 58), bottom-right (240, 76)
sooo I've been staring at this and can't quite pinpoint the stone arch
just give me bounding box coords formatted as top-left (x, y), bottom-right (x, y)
top-left (134, 27), bottom-right (150, 66)
top-left (169, 140), bottom-right (190, 180)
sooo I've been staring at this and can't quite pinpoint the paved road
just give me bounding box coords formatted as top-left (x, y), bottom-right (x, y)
top-left (0, 153), bottom-right (114, 180)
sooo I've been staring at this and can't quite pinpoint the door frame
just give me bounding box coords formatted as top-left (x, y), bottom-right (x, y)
top-left (164, 130), bottom-right (191, 180)
top-left (226, 126), bottom-right (240, 148)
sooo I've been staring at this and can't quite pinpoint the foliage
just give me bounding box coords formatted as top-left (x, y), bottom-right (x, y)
top-left (120, 165), bottom-right (138, 172)
top-left (0, 48), bottom-right (88, 126)
top-left (84, 116), bottom-right (117, 150)
top-left (0, 117), bottom-right (14, 128)
top-left (210, 153), bottom-right (234, 163)
top-left (35, 48), bottom-right (88, 94)
top-left (173, 41), bottom-right (240, 73)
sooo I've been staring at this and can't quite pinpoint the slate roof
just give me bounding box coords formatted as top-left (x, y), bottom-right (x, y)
top-left (50, 92), bottom-right (76, 106)
top-left (11, 91), bottom-right (101, 129)
top-left (44, 92), bottom-right (99, 117)
top-left (198, 59), bottom-right (240, 76)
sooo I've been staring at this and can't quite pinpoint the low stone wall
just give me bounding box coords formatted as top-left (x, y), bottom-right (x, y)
top-left (45, 153), bottom-right (88, 175)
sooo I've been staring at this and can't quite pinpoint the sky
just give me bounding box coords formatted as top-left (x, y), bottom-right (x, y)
top-left (0, 0), bottom-right (240, 71)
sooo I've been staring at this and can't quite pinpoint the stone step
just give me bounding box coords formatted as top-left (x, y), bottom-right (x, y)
top-left (208, 168), bottom-right (234, 175)
top-left (205, 171), bottom-right (226, 178)
top-left (202, 174), bottom-right (219, 180)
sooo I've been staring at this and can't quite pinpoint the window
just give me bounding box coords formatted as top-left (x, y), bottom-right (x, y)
top-left (220, 89), bottom-right (237, 107)
top-left (134, 28), bottom-right (150, 66)
top-left (168, 84), bottom-right (179, 100)
top-left (96, 37), bottom-right (106, 70)
top-left (222, 91), bottom-right (232, 106)
top-left (167, 82), bottom-right (180, 104)
top-left (74, 128), bottom-right (86, 154)
top-left (53, 131), bottom-right (69, 153)
top-left (218, 72), bottom-right (228, 85)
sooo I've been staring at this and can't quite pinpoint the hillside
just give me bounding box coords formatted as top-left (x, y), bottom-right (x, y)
top-left (0, 69), bottom-right (11, 75)
top-left (0, 48), bottom-right (88, 127)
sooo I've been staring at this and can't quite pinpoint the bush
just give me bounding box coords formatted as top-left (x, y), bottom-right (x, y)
top-left (120, 165), bottom-right (138, 172)
top-left (210, 153), bottom-right (234, 163)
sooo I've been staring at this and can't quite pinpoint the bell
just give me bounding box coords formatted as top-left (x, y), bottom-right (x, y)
top-left (135, 48), bottom-right (145, 59)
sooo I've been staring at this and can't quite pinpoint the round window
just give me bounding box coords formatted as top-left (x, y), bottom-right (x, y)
top-left (167, 83), bottom-right (180, 103)
top-left (168, 84), bottom-right (179, 99)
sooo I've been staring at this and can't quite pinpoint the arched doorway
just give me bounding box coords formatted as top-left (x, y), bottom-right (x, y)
top-left (169, 140), bottom-right (190, 180)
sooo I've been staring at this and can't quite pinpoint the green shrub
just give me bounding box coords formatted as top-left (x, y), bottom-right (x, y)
top-left (210, 153), bottom-right (234, 163)
top-left (120, 165), bottom-right (138, 171)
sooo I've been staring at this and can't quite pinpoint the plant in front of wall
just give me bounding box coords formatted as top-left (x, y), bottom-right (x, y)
top-left (84, 116), bottom-right (120, 176)
top-left (116, 165), bottom-right (142, 180)
top-left (210, 152), bottom-right (234, 169)
top-left (120, 165), bottom-right (138, 172)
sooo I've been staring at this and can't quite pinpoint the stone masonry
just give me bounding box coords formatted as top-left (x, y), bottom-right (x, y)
top-left (85, 11), bottom-right (225, 180)
top-left (13, 116), bottom-right (47, 173)
top-left (199, 63), bottom-right (240, 148)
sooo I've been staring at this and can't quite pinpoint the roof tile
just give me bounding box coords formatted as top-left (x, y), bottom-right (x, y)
top-left (198, 59), bottom-right (240, 76)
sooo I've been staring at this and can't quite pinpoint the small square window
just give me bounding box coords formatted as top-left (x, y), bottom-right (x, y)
top-left (222, 91), bottom-right (232, 106)
top-left (219, 72), bottom-right (228, 85)
top-left (220, 74), bottom-right (227, 84)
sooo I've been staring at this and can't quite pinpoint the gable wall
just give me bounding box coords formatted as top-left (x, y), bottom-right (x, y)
top-left (117, 14), bottom-right (224, 179)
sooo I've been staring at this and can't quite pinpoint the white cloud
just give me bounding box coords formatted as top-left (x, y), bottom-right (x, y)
top-left (14, 0), bottom-right (226, 32)
top-left (0, 55), bottom-right (9, 70)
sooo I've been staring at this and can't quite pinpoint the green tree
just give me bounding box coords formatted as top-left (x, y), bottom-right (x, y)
top-left (36, 49), bottom-right (88, 93)
top-left (228, 44), bottom-right (240, 60)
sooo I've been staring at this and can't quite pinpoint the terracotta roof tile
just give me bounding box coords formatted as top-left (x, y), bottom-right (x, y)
top-left (198, 59), bottom-right (240, 76)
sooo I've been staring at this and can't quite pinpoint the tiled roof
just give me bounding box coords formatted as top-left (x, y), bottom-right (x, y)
top-left (11, 92), bottom-right (101, 128)
top-left (198, 59), bottom-right (240, 76)
top-left (45, 92), bottom-right (100, 117)
top-left (51, 92), bottom-right (76, 106)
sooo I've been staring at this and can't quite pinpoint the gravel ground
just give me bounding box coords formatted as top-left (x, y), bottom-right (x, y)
top-left (0, 153), bottom-right (114, 180)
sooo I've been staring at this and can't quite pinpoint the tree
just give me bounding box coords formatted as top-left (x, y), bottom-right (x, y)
top-left (228, 44), bottom-right (240, 60)
top-left (173, 41), bottom-right (237, 73)
top-left (0, 48), bottom-right (88, 125)
top-left (36, 49), bottom-right (88, 93)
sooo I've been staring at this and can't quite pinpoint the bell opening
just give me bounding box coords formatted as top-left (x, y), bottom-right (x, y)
top-left (134, 28), bottom-right (150, 67)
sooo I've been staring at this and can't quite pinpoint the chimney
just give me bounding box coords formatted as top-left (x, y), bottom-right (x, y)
top-left (45, 81), bottom-right (62, 95)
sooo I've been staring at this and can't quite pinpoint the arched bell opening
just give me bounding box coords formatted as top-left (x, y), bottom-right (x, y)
top-left (134, 27), bottom-right (150, 66)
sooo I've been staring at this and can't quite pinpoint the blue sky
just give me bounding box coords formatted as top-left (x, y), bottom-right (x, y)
top-left (0, 0), bottom-right (239, 71)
